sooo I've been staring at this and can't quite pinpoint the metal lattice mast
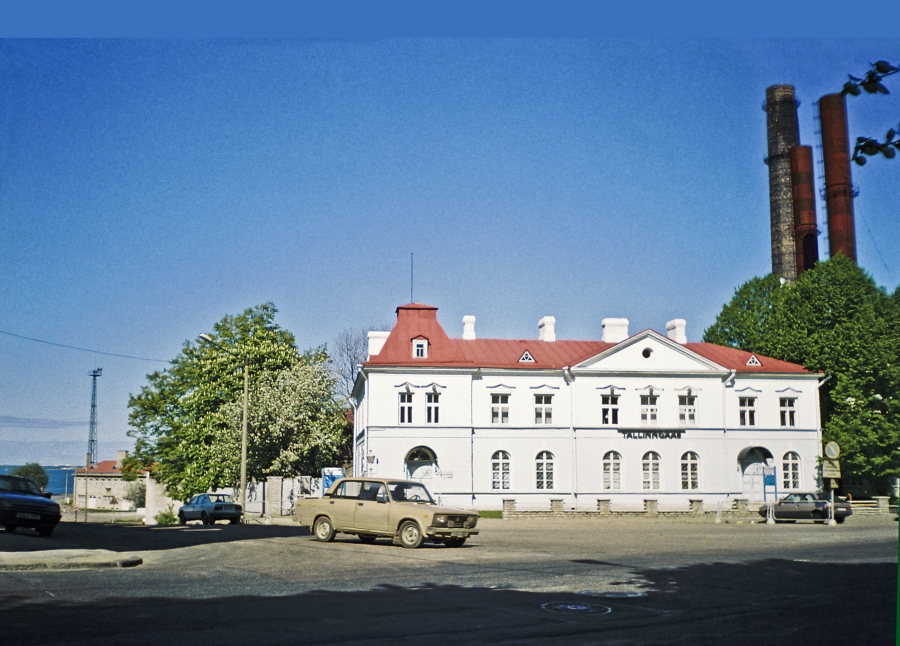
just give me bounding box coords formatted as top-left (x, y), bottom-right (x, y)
top-left (88, 368), bottom-right (102, 467)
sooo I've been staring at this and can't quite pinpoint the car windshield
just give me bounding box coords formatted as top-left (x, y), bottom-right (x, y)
top-left (208, 494), bottom-right (233, 503)
top-left (388, 482), bottom-right (434, 504)
top-left (0, 475), bottom-right (43, 496)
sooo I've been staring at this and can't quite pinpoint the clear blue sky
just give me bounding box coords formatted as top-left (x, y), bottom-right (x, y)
top-left (2, 37), bottom-right (898, 465)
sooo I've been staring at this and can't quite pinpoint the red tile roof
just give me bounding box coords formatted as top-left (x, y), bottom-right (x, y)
top-left (76, 460), bottom-right (122, 475)
top-left (364, 304), bottom-right (811, 374)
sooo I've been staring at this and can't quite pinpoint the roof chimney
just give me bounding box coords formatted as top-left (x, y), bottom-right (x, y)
top-left (367, 331), bottom-right (390, 359)
top-left (601, 318), bottom-right (629, 343)
top-left (116, 450), bottom-right (128, 469)
top-left (462, 315), bottom-right (476, 340)
top-left (666, 319), bottom-right (687, 344)
top-left (539, 316), bottom-right (556, 342)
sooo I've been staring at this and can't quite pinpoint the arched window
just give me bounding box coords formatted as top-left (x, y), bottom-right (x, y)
top-left (681, 452), bottom-right (700, 490)
top-left (782, 452), bottom-right (801, 489)
top-left (642, 451), bottom-right (660, 490)
top-left (536, 451), bottom-right (554, 490)
top-left (491, 451), bottom-right (510, 490)
top-left (602, 451), bottom-right (621, 490)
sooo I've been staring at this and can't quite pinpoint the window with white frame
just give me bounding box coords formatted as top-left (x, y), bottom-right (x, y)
top-left (779, 397), bottom-right (796, 427)
top-left (535, 451), bottom-right (554, 490)
top-left (534, 394), bottom-right (553, 424)
top-left (399, 392), bottom-right (413, 424)
top-left (601, 394), bottom-right (619, 425)
top-left (678, 394), bottom-right (696, 426)
top-left (413, 339), bottom-right (428, 358)
top-left (782, 452), bottom-right (801, 489)
top-left (681, 452), bottom-right (699, 490)
top-left (642, 451), bottom-right (660, 490)
top-left (602, 451), bottom-right (621, 490)
top-left (491, 451), bottom-right (510, 490)
top-left (426, 392), bottom-right (440, 424)
top-left (491, 394), bottom-right (509, 424)
top-left (739, 397), bottom-right (757, 426)
top-left (640, 394), bottom-right (658, 425)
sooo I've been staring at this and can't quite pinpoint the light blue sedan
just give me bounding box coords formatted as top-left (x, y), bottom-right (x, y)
top-left (178, 493), bottom-right (243, 525)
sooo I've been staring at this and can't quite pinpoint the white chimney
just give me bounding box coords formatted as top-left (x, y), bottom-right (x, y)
top-left (462, 315), bottom-right (476, 340)
top-left (601, 318), bottom-right (629, 343)
top-left (116, 450), bottom-right (128, 469)
top-left (666, 319), bottom-right (687, 344)
top-left (539, 316), bottom-right (556, 342)
top-left (367, 331), bottom-right (390, 359)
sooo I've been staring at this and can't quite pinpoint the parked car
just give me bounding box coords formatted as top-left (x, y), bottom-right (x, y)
top-left (0, 475), bottom-right (62, 536)
top-left (179, 493), bottom-right (243, 525)
top-left (759, 492), bottom-right (852, 523)
top-left (295, 477), bottom-right (479, 548)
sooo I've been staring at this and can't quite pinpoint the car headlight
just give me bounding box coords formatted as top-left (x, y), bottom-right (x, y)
top-left (433, 514), bottom-right (448, 527)
top-left (465, 516), bottom-right (477, 528)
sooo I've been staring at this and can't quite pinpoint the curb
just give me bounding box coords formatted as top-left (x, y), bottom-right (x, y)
top-left (0, 550), bottom-right (143, 571)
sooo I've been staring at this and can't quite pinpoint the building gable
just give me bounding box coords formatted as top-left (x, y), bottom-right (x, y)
top-left (574, 330), bottom-right (724, 373)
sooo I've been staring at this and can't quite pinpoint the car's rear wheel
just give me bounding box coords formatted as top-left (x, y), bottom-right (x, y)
top-left (835, 516), bottom-right (846, 524)
top-left (358, 534), bottom-right (377, 544)
top-left (398, 521), bottom-right (423, 549)
top-left (178, 512), bottom-right (187, 525)
top-left (314, 516), bottom-right (335, 542)
top-left (229, 518), bottom-right (240, 525)
top-left (37, 526), bottom-right (54, 537)
top-left (3, 525), bottom-right (16, 533)
top-left (444, 537), bottom-right (466, 548)
top-left (201, 512), bottom-right (212, 525)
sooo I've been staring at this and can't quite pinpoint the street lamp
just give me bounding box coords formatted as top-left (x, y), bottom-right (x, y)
top-left (198, 334), bottom-right (250, 512)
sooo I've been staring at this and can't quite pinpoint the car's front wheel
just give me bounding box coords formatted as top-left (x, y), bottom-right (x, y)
top-left (398, 521), bottom-right (423, 549)
top-left (313, 516), bottom-right (335, 542)
top-left (178, 512), bottom-right (187, 525)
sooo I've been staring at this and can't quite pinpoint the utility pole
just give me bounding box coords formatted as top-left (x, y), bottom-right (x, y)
top-left (88, 368), bottom-right (102, 467)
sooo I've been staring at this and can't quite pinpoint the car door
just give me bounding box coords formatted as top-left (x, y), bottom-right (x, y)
top-left (326, 480), bottom-right (361, 530)
top-left (353, 482), bottom-right (391, 534)
top-left (183, 496), bottom-right (200, 520)
top-left (776, 494), bottom-right (800, 519)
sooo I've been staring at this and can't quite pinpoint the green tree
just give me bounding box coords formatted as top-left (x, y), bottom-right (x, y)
top-left (215, 358), bottom-right (350, 483)
top-left (127, 303), bottom-right (303, 501)
top-left (840, 60), bottom-right (900, 166)
top-left (123, 480), bottom-right (146, 508)
top-left (705, 256), bottom-right (900, 492)
top-left (11, 463), bottom-right (49, 490)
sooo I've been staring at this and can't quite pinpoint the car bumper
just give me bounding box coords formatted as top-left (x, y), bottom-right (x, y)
top-left (209, 512), bottom-right (243, 521)
top-left (425, 527), bottom-right (479, 538)
top-left (0, 509), bottom-right (61, 529)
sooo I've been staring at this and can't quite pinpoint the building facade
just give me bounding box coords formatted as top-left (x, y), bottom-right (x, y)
top-left (352, 304), bottom-right (824, 511)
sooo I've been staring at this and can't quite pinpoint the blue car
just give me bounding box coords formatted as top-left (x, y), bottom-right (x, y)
top-left (0, 475), bottom-right (62, 536)
top-left (178, 493), bottom-right (243, 525)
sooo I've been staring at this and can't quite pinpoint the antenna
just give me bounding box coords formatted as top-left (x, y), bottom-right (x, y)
top-left (88, 368), bottom-right (102, 467)
top-left (410, 252), bottom-right (414, 303)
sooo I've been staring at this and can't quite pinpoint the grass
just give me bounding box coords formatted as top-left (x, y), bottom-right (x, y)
top-left (479, 510), bottom-right (503, 519)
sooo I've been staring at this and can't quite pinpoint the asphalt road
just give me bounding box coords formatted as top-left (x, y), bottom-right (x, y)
top-left (1, 516), bottom-right (896, 645)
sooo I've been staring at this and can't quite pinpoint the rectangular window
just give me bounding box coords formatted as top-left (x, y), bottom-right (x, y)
top-left (678, 395), bottom-right (696, 426)
top-left (426, 392), bottom-right (440, 424)
top-left (601, 395), bottom-right (619, 425)
top-left (779, 397), bottom-right (796, 427)
top-left (413, 340), bottom-right (427, 358)
top-left (640, 395), bottom-right (658, 425)
top-left (399, 392), bottom-right (413, 424)
top-left (491, 394), bottom-right (509, 424)
top-left (739, 397), bottom-right (756, 426)
top-left (534, 395), bottom-right (553, 424)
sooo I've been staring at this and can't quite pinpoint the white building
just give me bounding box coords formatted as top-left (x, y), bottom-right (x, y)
top-left (351, 304), bottom-right (825, 511)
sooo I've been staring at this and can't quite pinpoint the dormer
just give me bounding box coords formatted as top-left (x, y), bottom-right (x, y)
top-left (412, 336), bottom-right (429, 359)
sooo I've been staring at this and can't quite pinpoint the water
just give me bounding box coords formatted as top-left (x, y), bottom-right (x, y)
top-left (0, 465), bottom-right (77, 496)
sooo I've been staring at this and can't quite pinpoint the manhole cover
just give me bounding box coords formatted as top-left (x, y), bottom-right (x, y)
top-left (541, 601), bottom-right (612, 615)
top-left (579, 590), bottom-right (647, 599)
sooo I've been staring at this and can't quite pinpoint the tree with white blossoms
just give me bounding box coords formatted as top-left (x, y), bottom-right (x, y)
top-left (215, 359), bottom-right (351, 483)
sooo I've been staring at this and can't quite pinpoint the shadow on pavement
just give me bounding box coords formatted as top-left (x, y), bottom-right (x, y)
top-left (0, 559), bottom-right (894, 645)
top-left (0, 521), bottom-right (309, 553)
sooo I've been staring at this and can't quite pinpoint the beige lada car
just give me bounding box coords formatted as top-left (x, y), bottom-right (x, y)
top-left (295, 477), bottom-right (479, 548)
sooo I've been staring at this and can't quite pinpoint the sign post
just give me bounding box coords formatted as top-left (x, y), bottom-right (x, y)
top-left (823, 442), bottom-right (841, 527)
top-left (763, 467), bottom-right (777, 525)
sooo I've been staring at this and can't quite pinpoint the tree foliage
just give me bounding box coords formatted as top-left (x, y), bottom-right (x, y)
top-left (11, 463), bottom-right (49, 490)
top-left (704, 256), bottom-right (900, 492)
top-left (128, 303), bottom-right (312, 500)
top-left (840, 60), bottom-right (900, 166)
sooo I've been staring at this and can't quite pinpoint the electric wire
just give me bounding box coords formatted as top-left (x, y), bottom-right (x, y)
top-left (0, 329), bottom-right (168, 363)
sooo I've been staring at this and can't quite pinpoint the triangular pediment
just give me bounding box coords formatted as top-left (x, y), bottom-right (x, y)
top-left (574, 330), bottom-right (725, 373)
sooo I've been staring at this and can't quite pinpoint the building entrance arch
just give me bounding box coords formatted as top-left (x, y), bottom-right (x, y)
top-left (405, 446), bottom-right (438, 480)
top-left (738, 447), bottom-right (773, 501)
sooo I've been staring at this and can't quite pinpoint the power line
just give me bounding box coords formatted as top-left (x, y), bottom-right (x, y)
top-left (0, 329), bottom-right (168, 363)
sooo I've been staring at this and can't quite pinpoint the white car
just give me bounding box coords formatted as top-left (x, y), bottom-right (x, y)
top-left (179, 493), bottom-right (243, 525)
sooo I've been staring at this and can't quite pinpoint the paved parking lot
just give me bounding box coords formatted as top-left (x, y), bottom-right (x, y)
top-left (1, 516), bottom-right (896, 644)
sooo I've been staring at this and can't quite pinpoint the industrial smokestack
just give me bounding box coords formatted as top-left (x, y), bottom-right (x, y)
top-left (819, 93), bottom-right (857, 262)
top-left (765, 85), bottom-right (801, 282)
top-left (789, 145), bottom-right (819, 276)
